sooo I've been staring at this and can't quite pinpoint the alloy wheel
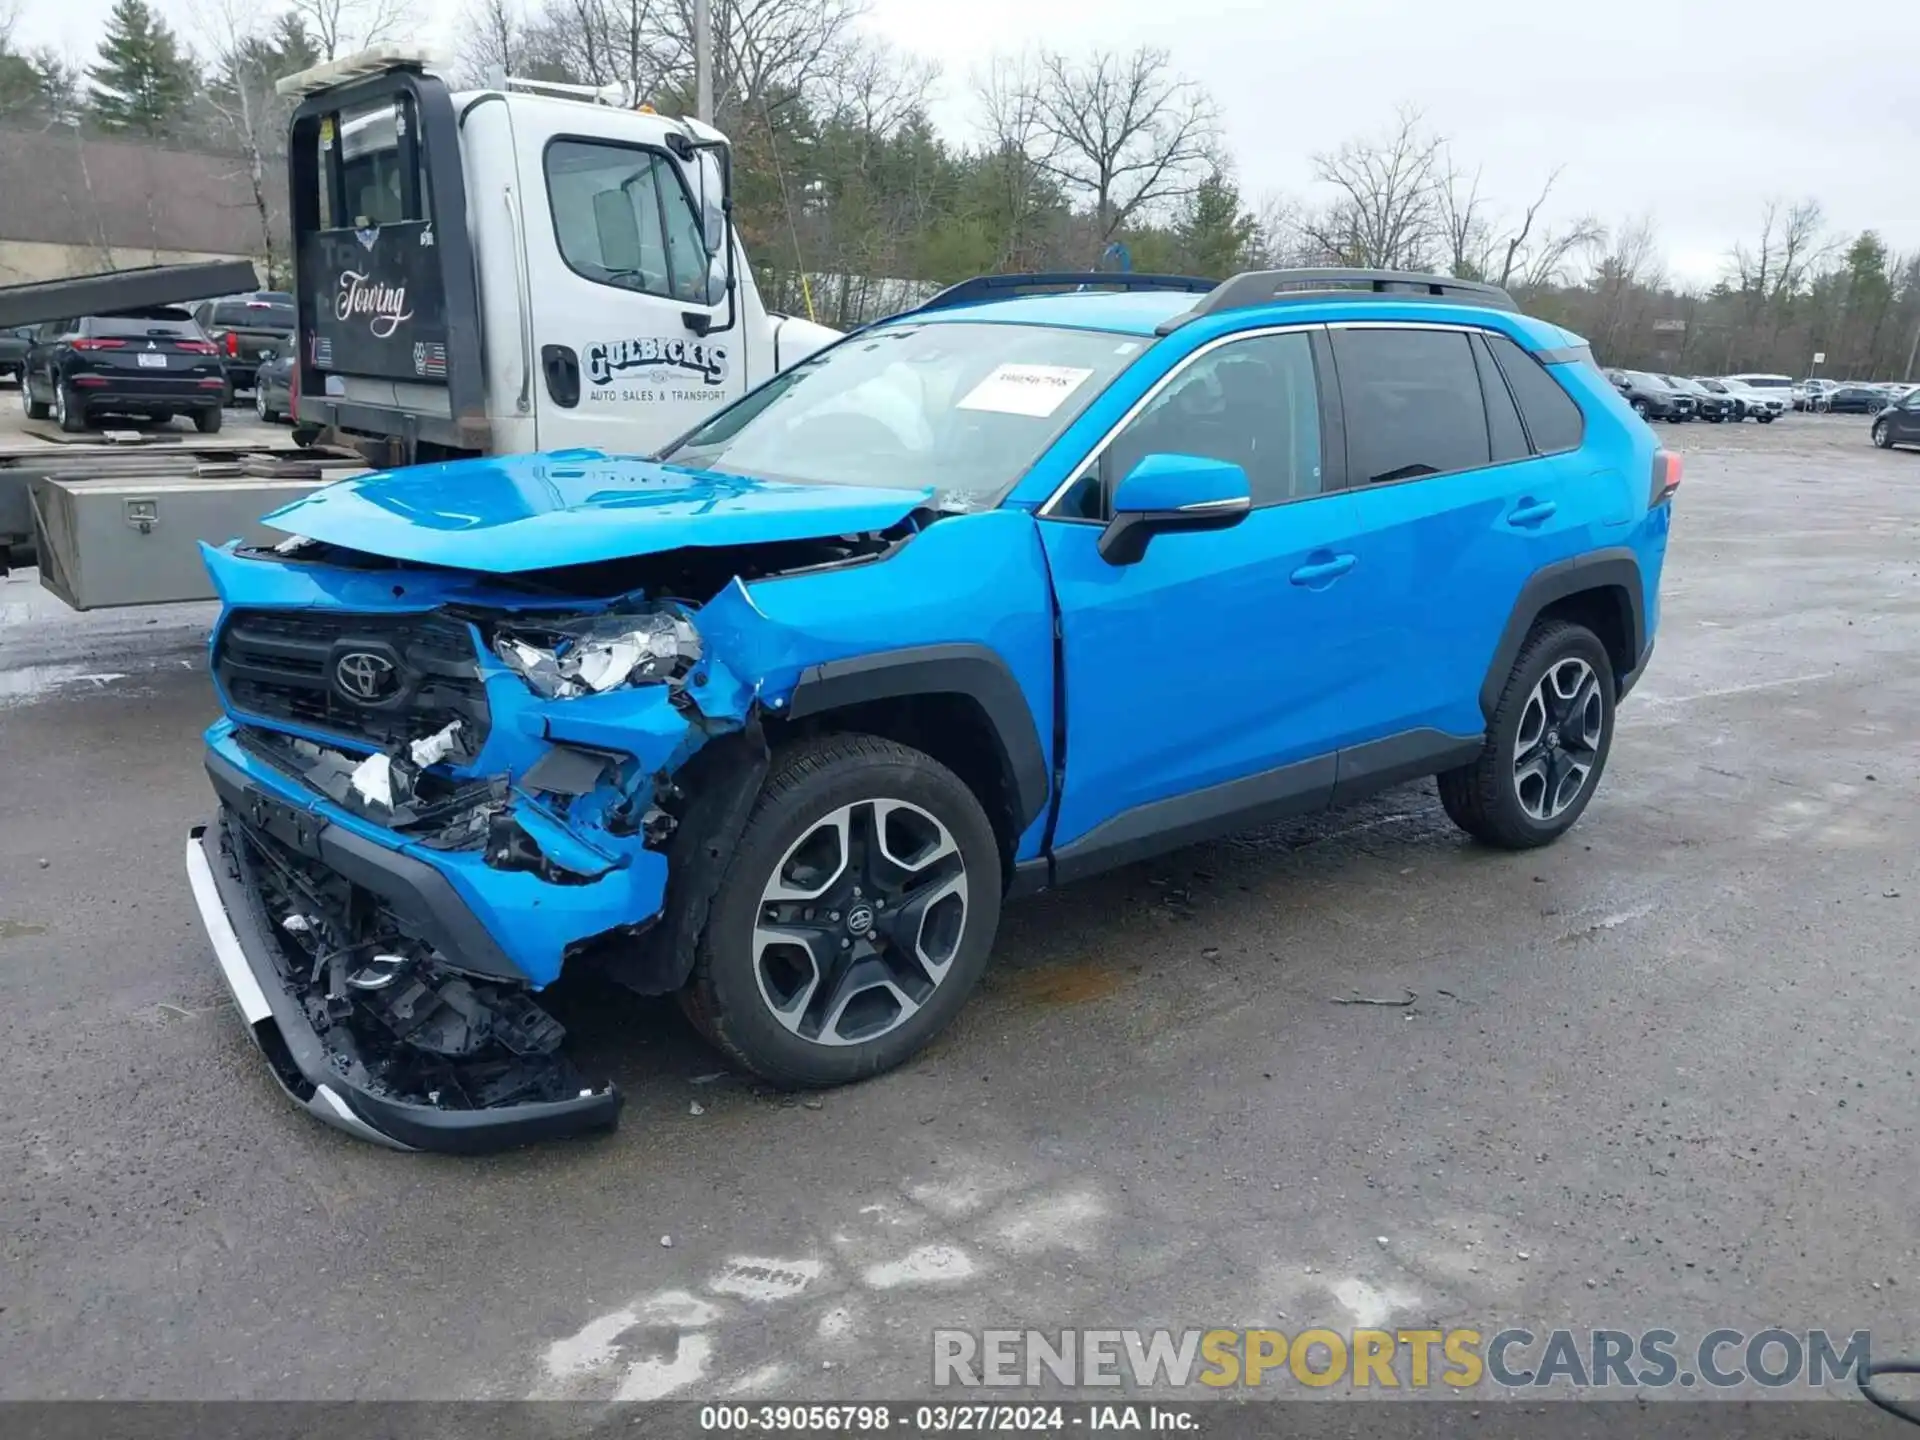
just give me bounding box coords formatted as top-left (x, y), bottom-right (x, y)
top-left (256, 386), bottom-right (268, 420)
top-left (1873, 420), bottom-right (1891, 448)
top-left (53, 384), bottom-right (66, 426)
top-left (1512, 657), bottom-right (1605, 822)
top-left (752, 798), bottom-right (969, 1047)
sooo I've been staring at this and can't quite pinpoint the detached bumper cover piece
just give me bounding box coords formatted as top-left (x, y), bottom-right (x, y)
top-left (186, 816), bottom-right (622, 1154)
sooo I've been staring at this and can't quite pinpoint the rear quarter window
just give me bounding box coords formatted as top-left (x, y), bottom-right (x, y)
top-left (1485, 332), bottom-right (1585, 454)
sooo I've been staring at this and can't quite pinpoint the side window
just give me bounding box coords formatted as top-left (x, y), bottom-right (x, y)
top-left (1332, 327), bottom-right (1491, 484)
top-left (1483, 332), bottom-right (1586, 454)
top-left (1099, 331), bottom-right (1324, 508)
top-left (1472, 334), bottom-right (1529, 463)
top-left (545, 139), bottom-right (712, 305)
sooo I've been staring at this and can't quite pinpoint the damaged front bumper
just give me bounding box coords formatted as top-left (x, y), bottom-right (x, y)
top-left (186, 808), bottom-right (622, 1152)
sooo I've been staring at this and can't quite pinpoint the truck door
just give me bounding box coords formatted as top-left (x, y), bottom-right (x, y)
top-left (514, 124), bottom-right (737, 453)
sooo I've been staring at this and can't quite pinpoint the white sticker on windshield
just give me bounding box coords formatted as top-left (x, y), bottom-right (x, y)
top-left (957, 364), bottom-right (1095, 418)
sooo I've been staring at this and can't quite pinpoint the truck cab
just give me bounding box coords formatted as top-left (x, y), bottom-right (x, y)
top-left (279, 47), bottom-right (838, 465)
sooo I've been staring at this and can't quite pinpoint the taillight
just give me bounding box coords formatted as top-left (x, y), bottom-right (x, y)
top-left (178, 339), bottom-right (217, 354)
top-left (225, 331), bottom-right (239, 357)
top-left (1650, 450), bottom-right (1683, 507)
top-left (71, 338), bottom-right (125, 351)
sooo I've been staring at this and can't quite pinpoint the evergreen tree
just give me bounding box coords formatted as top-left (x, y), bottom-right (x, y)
top-left (1174, 170), bottom-right (1258, 279)
top-left (85, 0), bottom-right (197, 138)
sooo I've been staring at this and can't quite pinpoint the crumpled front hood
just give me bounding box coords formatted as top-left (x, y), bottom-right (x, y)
top-left (261, 448), bottom-right (934, 573)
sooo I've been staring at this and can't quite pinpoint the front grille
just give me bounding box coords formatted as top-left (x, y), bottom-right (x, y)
top-left (215, 608), bottom-right (491, 750)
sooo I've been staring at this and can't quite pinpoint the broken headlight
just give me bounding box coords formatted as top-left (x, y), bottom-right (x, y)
top-left (493, 610), bottom-right (702, 699)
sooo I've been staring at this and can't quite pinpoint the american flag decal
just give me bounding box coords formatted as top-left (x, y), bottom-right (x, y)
top-left (412, 342), bottom-right (447, 378)
top-left (312, 335), bottom-right (333, 368)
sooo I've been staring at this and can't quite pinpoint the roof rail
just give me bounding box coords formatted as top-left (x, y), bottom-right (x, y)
top-left (908, 272), bottom-right (1218, 319)
top-left (1156, 267), bottom-right (1517, 333)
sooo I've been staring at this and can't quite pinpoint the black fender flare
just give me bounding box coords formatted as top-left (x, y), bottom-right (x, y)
top-left (1480, 548), bottom-right (1647, 722)
top-left (783, 643), bottom-right (1051, 833)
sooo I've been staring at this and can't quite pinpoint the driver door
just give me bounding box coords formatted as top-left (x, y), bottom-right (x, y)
top-left (1038, 327), bottom-right (1367, 869)
top-left (516, 126), bottom-right (734, 453)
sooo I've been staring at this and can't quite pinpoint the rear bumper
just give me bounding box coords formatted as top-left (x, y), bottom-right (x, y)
top-left (74, 379), bottom-right (223, 408)
top-left (186, 813), bottom-right (623, 1154)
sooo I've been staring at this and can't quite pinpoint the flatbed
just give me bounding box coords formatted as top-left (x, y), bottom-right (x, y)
top-left (0, 413), bottom-right (366, 608)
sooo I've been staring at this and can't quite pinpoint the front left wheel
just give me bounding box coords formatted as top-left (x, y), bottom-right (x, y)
top-left (1438, 620), bottom-right (1616, 850)
top-left (1873, 419), bottom-right (1893, 448)
top-left (681, 733), bottom-right (1003, 1088)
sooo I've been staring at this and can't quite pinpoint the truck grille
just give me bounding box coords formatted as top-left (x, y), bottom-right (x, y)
top-left (215, 609), bottom-right (491, 750)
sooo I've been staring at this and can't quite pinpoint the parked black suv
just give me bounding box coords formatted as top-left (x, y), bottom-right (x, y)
top-left (191, 292), bottom-right (296, 396)
top-left (1661, 375), bottom-right (1731, 421)
top-left (20, 309), bottom-right (228, 433)
top-left (1605, 369), bottom-right (1694, 421)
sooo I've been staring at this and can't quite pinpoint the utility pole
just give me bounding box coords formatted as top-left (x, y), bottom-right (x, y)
top-left (694, 0), bottom-right (713, 124)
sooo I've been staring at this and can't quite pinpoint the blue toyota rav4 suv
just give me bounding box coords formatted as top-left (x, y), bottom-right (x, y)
top-left (186, 268), bottom-right (1676, 1151)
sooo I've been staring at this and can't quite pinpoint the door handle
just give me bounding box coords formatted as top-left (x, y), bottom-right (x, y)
top-left (1289, 552), bottom-right (1356, 586)
top-left (541, 345), bottom-right (580, 408)
top-left (1507, 499), bottom-right (1558, 527)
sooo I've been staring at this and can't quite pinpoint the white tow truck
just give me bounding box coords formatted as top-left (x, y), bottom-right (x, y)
top-left (3, 46), bottom-right (838, 608)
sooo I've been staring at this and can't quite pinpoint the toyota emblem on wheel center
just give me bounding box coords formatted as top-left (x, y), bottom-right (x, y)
top-left (334, 651), bottom-right (398, 701)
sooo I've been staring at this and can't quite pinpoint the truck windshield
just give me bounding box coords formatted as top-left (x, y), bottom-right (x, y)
top-left (662, 322), bottom-right (1144, 500)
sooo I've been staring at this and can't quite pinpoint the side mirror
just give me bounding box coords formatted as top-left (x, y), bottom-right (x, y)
top-left (694, 148), bottom-right (728, 257)
top-left (1097, 454), bottom-right (1251, 566)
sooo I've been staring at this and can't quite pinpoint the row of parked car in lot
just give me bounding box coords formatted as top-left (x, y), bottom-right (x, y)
top-left (1601, 367), bottom-right (1919, 440)
top-left (0, 291), bottom-right (300, 434)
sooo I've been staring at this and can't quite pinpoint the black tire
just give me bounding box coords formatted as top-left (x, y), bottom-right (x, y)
top-left (148, 410), bottom-right (173, 425)
top-left (55, 380), bottom-right (87, 433)
top-left (680, 732), bottom-right (1003, 1088)
top-left (256, 387), bottom-right (277, 423)
top-left (21, 373), bottom-right (49, 420)
top-left (1758, 413), bottom-right (1774, 424)
top-left (1707, 413), bottom-right (1724, 423)
top-left (1872, 419), bottom-right (1892, 449)
top-left (1631, 399), bottom-right (1650, 418)
top-left (194, 406), bottom-right (223, 434)
top-left (1438, 620), bottom-right (1616, 851)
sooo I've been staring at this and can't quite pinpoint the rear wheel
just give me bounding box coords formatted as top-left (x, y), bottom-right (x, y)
top-left (194, 406), bottom-right (223, 434)
top-left (1439, 620), bottom-right (1615, 850)
top-left (21, 372), bottom-right (49, 420)
top-left (54, 380), bottom-right (87, 433)
top-left (256, 386), bottom-right (276, 422)
top-left (681, 733), bottom-right (1002, 1088)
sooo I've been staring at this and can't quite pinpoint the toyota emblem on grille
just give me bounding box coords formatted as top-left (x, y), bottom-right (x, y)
top-left (335, 651), bottom-right (398, 701)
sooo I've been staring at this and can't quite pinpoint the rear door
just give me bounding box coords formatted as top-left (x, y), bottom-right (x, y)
top-left (515, 121), bottom-right (737, 453)
top-left (1330, 324), bottom-right (1606, 742)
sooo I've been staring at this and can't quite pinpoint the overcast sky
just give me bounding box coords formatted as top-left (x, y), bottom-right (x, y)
top-left (16, 0), bottom-right (1919, 286)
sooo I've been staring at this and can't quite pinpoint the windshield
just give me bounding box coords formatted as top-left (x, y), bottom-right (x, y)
top-left (662, 321), bottom-right (1145, 499)
top-left (1738, 376), bottom-right (1791, 389)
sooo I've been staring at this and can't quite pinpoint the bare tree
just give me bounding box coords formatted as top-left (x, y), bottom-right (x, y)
top-left (287, 0), bottom-right (415, 62)
top-left (1301, 107), bottom-right (1444, 271)
top-left (970, 52), bottom-right (1058, 270)
top-left (1013, 45), bottom-right (1218, 258)
top-left (457, 0), bottom-right (524, 81)
top-left (1440, 160), bottom-right (1603, 290)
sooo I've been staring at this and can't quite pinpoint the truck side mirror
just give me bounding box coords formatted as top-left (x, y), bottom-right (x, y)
top-left (694, 148), bottom-right (727, 257)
